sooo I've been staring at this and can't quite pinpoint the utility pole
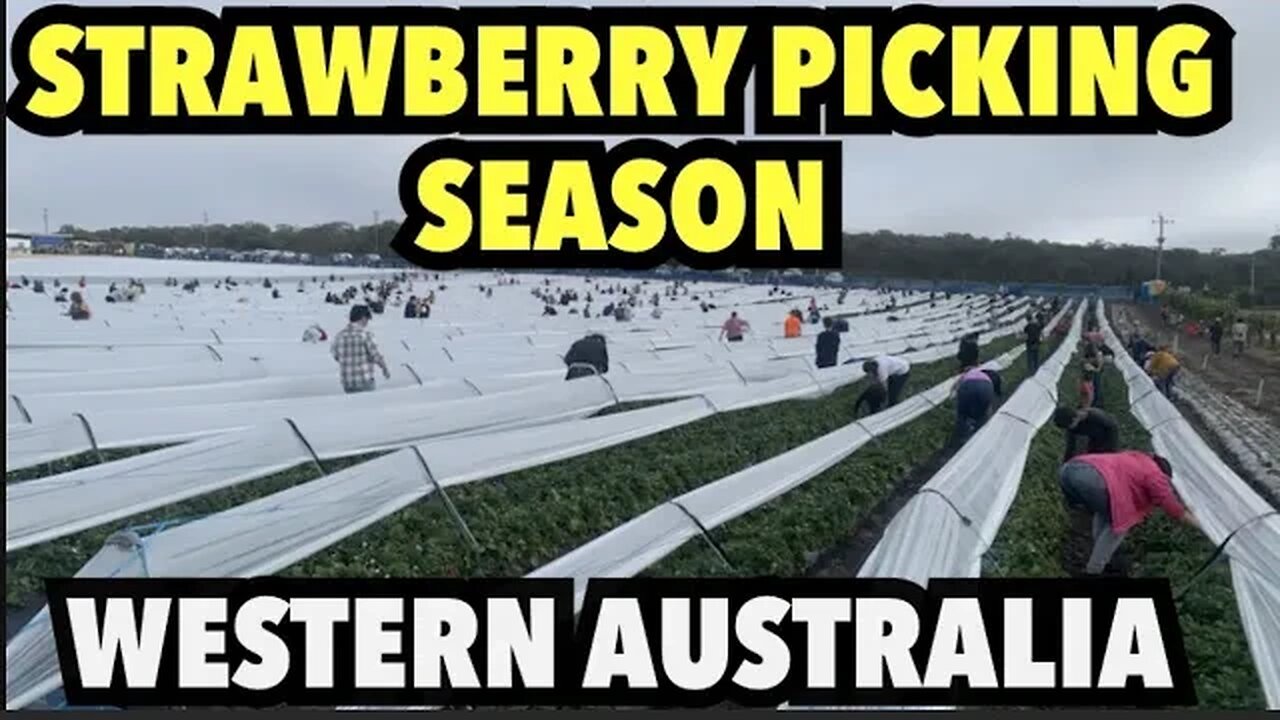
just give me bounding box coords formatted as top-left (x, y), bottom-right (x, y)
top-left (42, 208), bottom-right (49, 234)
top-left (1152, 213), bottom-right (1174, 280)
top-left (373, 210), bottom-right (381, 255)
top-left (202, 211), bottom-right (210, 247)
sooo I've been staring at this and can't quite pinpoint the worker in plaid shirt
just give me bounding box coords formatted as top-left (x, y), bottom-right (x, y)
top-left (331, 304), bottom-right (390, 393)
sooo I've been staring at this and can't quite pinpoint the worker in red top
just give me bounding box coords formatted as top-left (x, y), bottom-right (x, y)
top-left (1058, 450), bottom-right (1199, 575)
top-left (720, 311), bottom-right (750, 342)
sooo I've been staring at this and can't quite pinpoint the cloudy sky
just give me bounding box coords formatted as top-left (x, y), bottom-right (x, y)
top-left (5, 0), bottom-right (1278, 252)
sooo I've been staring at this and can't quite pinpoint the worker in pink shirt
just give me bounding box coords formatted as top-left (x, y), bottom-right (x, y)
top-left (1059, 450), bottom-right (1199, 574)
top-left (720, 311), bottom-right (750, 342)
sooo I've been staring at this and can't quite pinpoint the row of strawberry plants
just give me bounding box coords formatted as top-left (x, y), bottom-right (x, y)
top-left (283, 335), bottom-right (1024, 580)
top-left (986, 359), bottom-right (1265, 708)
top-left (2, 335), bottom-right (1018, 604)
top-left (6, 336), bottom-right (1018, 608)
top-left (5, 452), bottom-right (379, 608)
top-left (5, 445), bottom-right (165, 484)
top-left (645, 335), bottom-right (1057, 577)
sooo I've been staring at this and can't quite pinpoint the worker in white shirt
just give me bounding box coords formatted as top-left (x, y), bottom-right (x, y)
top-left (1231, 317), bottom-right (1249, 358)
top-left (862, 354), bottom-right (912, 406)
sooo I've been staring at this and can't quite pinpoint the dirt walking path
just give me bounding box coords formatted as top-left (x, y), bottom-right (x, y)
top-left (1122, 302), bottom-right (1280, 426)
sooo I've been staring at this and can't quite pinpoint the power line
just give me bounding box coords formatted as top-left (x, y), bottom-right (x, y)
top-left (1152, 213), bottom-right (1174, 280)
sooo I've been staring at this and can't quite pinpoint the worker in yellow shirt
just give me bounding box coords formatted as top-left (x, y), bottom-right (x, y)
top-left (784, 309), bottom-right (803, 338)
top-left (1146, 345), bottom-right (1180, 397)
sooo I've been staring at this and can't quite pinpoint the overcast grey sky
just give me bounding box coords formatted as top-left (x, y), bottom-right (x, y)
top-left (5, 0), bottom-right (1278, 252)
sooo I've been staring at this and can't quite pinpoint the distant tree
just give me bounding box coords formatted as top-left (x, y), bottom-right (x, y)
top-left (43, 220), bottom-right (1280, 303)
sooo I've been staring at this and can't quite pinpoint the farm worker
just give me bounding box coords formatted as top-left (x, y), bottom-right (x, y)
top-left (956, 332), bottom-right (980, 369)
top-left (1054, 406), bottom-right (1120, 462)
top-left (1231, 317), bottom-right (1249, 357)
top-left (1023, 313), bottom-right (1044, 372)
top-left (1083, 325), bottom-right (1105, 347)
top-left (1085, 342), bottom-right (1109, 405)
top-left (1080, 351), bottom-right (1100, 407)
top-left (564, 333), bottom-right (609, 380)
top-left (1129, 334), bottom-right (1152, 363)
top-left (66, 291), bottom-right (91, 321)
top-left (784, 310), bottom-right (802, 338)
top-left (720, 311), bottom-right (750, 343)
top-left (814, 316), bottom-right (840, 368)
top-left (852, 381), bottom-right (888, 418)
top-left (1058, 451), bottom-right (1198, 574)
top-left (946, 365), bottom-right (1003, 449)
top-left (331, 304), bottom-right (389, 394)
top-left (1147, 346), bottom-right (1180, 397)
top-left (1208, 317), bottom-right (1224, 355)
top-left (862, 354), bottom-right (911, 406)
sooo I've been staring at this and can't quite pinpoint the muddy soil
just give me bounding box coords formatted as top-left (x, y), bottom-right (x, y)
top-left (1170, 393), bottom-right (1280, 510)
top-left (1123, 302), bottom-right (1280, 426)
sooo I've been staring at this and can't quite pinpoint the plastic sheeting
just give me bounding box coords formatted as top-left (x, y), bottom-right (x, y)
top-left (6, 300), bottom-right (1029, 469)
top-left (529, 304), bottom-right (1072, 612)
top-left (4, 361), bottom-right (867, 709)
top-left (3, 310), bottom-right (1044, 709)
top-left (1098, 305), bottom-right (1280, 709)
top-left (7, 313), bottom-right (1020, 552)
top-left (529, 344), bottom-right (1025, 611)
top-left (855, 306), bottom-right (1081, 584)
top-left (7, 299), bottom-right (1037, 546)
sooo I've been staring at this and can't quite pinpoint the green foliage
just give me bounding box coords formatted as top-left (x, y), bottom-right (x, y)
top-left (50, 221), bottom-right (1280, 301)
top-left (5, 446), bottom-right (166, 484)
top-left (841, 231), bottom-right (1280, 302)
top-left (5, 453), bottom-right (380, 608)
top-left (1164, 292), bottom-right (1280, 334)
top-left (58, 220), bottom-right (401, 258)
top-left (286, 337), bottom-right (1022, 580)
top-left (988, 347), bottom-right (1266, 708)
top-left (1096, 371), bottom-right (1266, 709)
top-left (649, 339), bottom-right (1050, 577)
top-left (983, 360), bottom-right (1078, 579)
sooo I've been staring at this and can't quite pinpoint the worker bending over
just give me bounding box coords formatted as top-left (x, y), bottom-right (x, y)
top-left (1054, 406), bottom-right (1120, 462)
top-left (862, 354), bottom-right (912, 406)
top-left (947, 364), bottom-right (1003, 449)
top-left (1058, 451), bottom-right (1198, 575)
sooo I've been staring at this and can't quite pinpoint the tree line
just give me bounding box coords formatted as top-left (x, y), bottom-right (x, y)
top-left (55, 222), bottom-right (1280, 304)
top-left (841, 231), bottom-right (1280, 305)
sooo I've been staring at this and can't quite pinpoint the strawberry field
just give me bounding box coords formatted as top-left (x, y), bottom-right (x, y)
top-left (989, 358), bottom-right (1268, 708)
top-left (284, 334), bottom-right (1029, 580)
top-left (6, 273), bottom-right (1276, 711)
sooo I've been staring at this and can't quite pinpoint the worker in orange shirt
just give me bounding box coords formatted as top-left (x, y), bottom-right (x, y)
top-left (784, 309), bottom-right (803, 338)
top-left (1146, 345), bottom-right (1180, 397)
